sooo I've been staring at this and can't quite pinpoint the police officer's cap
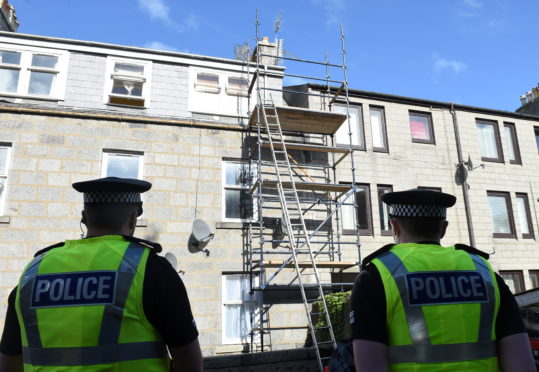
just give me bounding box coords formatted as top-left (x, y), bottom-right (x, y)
top-left (382, 188), bottom-right (456, 220)
top-left (72, 177), bottom-right (151, 206)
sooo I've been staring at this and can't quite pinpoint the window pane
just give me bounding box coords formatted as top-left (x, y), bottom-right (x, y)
top-left (31, 54), bottom-right (58, 68)
top-left (334, 105), bottom-right (363, 147)
top-left (112, 79), bottom-right (143, 97)
top-left (487, 195), bottom-right (511, 234)
top-left (0, 178), bottom-right (5, 202)
top-left (28, 71), bottom-right (55, 95)
top-left (409, 113), bottom-right (431, 140)
top-left (504, 126), bottom-right (516, 161)
top-left (198, 73), bottom-right (219, 85)
top-left (535, 128), bottom-right (539, 153)
top-left (0, 148), bottom-right (8, 175)
top-left (225, 163), bottom-right (250, 187)
top-left (225, 190), bottom-right (252, 219)
top-left (530, 272), bottom-right (539, 289)
top-left (114, 63), bottom-right (144, 75)
top-left (356, 187), bottom-right (369, 230)
top-left (476, 123), bottom-right (499, 159)
top-left (0, 51), bottom-right (21, 65)
top-left (0, 68), bottom-right (19, 92)
top-left (378, 187), bottom-right (391, 231)
top-left (516, 196), bottom-right (530, 235)
top-left (500, 272), bottom-right (523, 293)
top-left (106, 154), bottom-right (140, 179)
top-left (224, 304), bottom-right (250, 339)
top-left (228, 77), bottom-right (248, 88)
top-left (371, 108), bottom-right (385, 149)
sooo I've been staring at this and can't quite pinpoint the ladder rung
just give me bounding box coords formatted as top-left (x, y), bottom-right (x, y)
top-left (317, 341), bottom-right (335, 346)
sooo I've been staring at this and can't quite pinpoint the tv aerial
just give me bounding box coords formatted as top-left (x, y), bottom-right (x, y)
top-left (188, 219), bottom-right (214, 257)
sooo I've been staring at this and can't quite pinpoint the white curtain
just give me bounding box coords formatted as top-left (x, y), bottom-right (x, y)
top-left (487, 195), bottom-right (510, 234)
top-left (341, 191), bottom-right (356, 231)
top-left (516, 197), bottom-right (530, 235)
top-left (477, 123), bottom-right (499, 159)
top-left (371, 109), bottom-right (384, 148)
top-left (334, 106), bottom-right (362, 147)
top-left (224, 276), bottom-right (251, 341)
top-left (504, 126), bottom-right (516, 161)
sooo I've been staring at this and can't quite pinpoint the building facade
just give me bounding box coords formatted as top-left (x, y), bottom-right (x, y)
top-left (1, 29), bottom-right (539, 356)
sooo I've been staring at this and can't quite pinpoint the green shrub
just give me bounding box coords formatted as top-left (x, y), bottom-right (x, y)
top-left (311, 291), bottom-right (351, 343)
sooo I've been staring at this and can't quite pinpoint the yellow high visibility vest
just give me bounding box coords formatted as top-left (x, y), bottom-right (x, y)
top-left (372, 243), bottom-right (500, 372)
top-left (15, 235), bottom-right (170, 371)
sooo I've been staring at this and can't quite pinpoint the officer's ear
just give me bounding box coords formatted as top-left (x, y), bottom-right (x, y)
top-left (390, 218), bottom-right (400, 236)
top-left (81, 210), bottom-right (87, 226)
top-left (440, 220), bottom-right (449, 239)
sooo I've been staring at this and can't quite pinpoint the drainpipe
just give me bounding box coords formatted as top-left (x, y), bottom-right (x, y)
top-left (450, 103), bottom-right (476, 247)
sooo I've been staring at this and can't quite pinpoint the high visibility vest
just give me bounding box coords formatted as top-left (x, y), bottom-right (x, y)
top-left (15, 235), bottom-right (170, 372)
top-left (372, 243), bottom-right (500, 371)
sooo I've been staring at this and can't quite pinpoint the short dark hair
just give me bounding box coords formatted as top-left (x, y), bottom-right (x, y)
top-left (84, 203), bottom-right (141, 231)
top-left (394, 217), bottom-right (446, 240)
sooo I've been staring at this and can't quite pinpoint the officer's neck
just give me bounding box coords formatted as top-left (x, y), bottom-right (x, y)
top-left (399, 235), bottom-right (441, 245)
top-left (86, 226), bottom-right (135, 238)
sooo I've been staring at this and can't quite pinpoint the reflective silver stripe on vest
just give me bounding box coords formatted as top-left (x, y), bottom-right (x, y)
top-left (389, 340), bottom-right (497, 364)
top-left (19, 254), bottom-right (45, 349)
top-left (22, 341), bottom-right (167, 366)
top-left (377, 251), bottom-right (430, 344)
top-left (468, 253), bottom-right (496, 341)
top-left (99, 241), bottom-right (145, 345)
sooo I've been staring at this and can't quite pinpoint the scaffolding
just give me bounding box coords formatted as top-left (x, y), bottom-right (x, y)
top-left (244, 12), bottom-right (361, 372)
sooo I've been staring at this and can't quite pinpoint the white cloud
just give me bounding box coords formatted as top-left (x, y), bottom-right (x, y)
top-left (432, 54), bottom-right (467, 74)
top-left (463, 0), bottom-right (483, 8)
top-left (177, 13), bottom-right (199, 33)
top-left (144, 41), bottom-right (178, 51)
top-left (312, 0), bottom-right (346, 30)
top-left (138, 0), bottom-right (171, 23)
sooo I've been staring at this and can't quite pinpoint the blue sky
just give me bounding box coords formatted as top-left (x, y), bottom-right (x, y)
top-left (11, 0), bottom-right (539, 112)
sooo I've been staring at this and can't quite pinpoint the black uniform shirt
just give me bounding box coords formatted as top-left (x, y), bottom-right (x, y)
top-left (0, 251), bottom-right (198, 355)
top-left (350, 243), bottom-right (525, 344)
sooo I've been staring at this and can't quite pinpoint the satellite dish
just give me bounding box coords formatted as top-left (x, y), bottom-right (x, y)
top-left (188, 219), bottom-right (214, 257)
top-left (164, 252), bottom-right (178, 271)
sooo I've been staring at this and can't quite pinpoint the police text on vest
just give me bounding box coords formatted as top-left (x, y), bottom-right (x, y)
top-left (31, 271), bottom-right (117, 308)
top-left (406, 271), bottom-right (488, 306)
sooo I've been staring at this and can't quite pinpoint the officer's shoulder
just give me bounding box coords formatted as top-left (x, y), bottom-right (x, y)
top-left (34, 242), bottom-right (65, 257)
top-left (362, 243), bottom-right (395, 267)
top-left (125, 236), bottom-right (163, 253)
top-left (454, 243), bottom-right (489, 260)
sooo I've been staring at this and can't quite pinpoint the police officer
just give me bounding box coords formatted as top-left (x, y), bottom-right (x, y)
top-left (350, 188), bottom-right (535, 372)
top-left (0, 177), bottom-right (203, 372)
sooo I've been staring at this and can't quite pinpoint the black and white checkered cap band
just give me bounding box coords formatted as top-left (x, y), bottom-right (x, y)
top-left (389, 204), bottom-right (446, 219)
top-left (84, 191), bottom-right (141, 204)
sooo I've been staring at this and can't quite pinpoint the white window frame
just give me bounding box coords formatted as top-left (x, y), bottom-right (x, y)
top-left (0, 144), bottom-right (12, 216)
top-left (222, 160), bottom-right (255, 222)
top-left (101, 150), bottom-right (144, 179)
top-left (332, 104), bottom-right (365, 150)
top-left (104, 57), bottom-right (152, 108)
top-left (221, 274), bottom-right (258, 345)
top-left (0, 45), bottom-right (69, 100)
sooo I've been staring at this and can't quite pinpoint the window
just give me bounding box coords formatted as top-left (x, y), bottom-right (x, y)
top-left (341, 184), bottom-right (372, 235)
top-left (222, 274), bottom-right (254, 344)
top-left (516, 193), bottom-right (534, 239)
top-left (409, 111), bottom-right (435, 144)
top-left (377, 185), bottom-right (392, 235)
top-left (370, 106), bottom-right (388, 152)
top-left (195, 72), bottom-right (220, 93)
top-left (105, 58), bottom-right (151, 107)
top-left (487, 191), bottom-right (516, 238)
top-left (529, 270), bottom-right (539, 289)
top-left (0, 48), bottom-right (68, 99)
top-left (0, 144), bottom-right (11, 215)
top-left (223, 161), bottom-right (253, 221)
top-left (102, 150), bottom-right (143, 179)
top-left (499, 270), bottom-right (525, 294)
top-left (226, 76), bottom-right (249, 96)
top-left (535, 127), bottom-right (539, 153)
top-left (418, 186), bottom-right (442, 192)
top-left (333, 104), bottom-right (365, 150)
top-left (503, 123), bottom-right (521, 165)
top-left (476, 120), bottom-right (503, 163)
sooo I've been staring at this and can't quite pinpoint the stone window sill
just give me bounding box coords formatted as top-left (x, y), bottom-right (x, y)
top-left (0, 216), bottom-right (10, 224)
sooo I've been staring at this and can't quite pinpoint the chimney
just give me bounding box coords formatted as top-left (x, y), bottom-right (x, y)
top-left (0, 0), bottom-right (19, 32)
top-left (520, 95), bottom-right (527, 105)
top-left (250, 36), bottom-right (280, 66)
